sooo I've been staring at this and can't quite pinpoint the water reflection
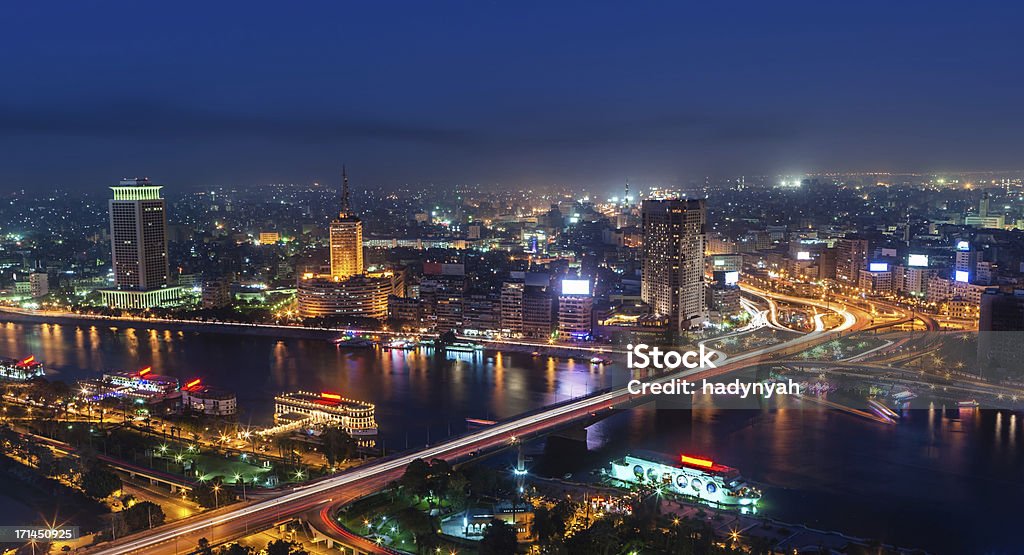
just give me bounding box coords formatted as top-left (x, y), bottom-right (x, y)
top-left (584, 400), bottom-right (1023, 554)
top-left (0, 322), bottom-right (616, 449)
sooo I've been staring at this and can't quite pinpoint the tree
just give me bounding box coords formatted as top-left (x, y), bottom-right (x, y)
top-left (400, 458), bottom-right (432, 498)
top-left (532, 506), bottom-right (562, 547)
top-left (427, 458), bottom-right (451, 495)
top-left (265, 539), bottom-right (307, 555)
top-left (320, 425), bottom-right (356, 466)
top-left (445, 471), bottom-right (470, 513)
top-left (479, 519), bottom-right (517, 555)
top-left (397, 506), bottom-right (437, 554)
top-left (275, 435), bottom-right (298, 462)
top-left (219, 544), bottom-right (255, 555)
top-left (82, 466), bottom-right (122, 499)
top-left (193, 478), bottom-right (226, 509)
top-left (32, 445), bottom-right (57, 476)
top-left (196, 538), bottom-right (214, 555)
top-left (121, 501), bottom-right (165, 532)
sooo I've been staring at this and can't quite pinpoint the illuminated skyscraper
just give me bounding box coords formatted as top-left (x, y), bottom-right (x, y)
top-left (641, 198), bottom-right (707, 332)
top-left (109, 178), bottom-right (168, 290)
top-left (329, 167), bottom-right (364, 279)
top-left (102, 178), bottom-right (181, 308)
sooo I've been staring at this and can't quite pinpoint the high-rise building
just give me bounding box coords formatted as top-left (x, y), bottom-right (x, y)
top-left (500, 281), bottom-right (525, 338)
top-left (709, 270), bottom-right (742, 321)
top-left (557, 279), bottom-right (594, 341)
top-left (835, 237), bottom-right (869, 284)
top-left (419, 262), bottom-right (466, 332)
top-left (640, 198), bottom-right (707, 332)
top-left (463, 293), bottom-right (501, 335)
top-left (894, 265), bottom-right (933, 297)
top-left (978, 289), bottom-right (1024, 376)
top-left (329, 167), bottom-right (364, 279)
top-left (102, 178), bottom-right (181, 309)
top-left (954, 240), bottom-right (978, 284)
top-left (859, 267), bottom-right (893, 296)
top-left (522, 286), bottom-right (554, 339)
top-left (109, 178), bottom-right (169, 290)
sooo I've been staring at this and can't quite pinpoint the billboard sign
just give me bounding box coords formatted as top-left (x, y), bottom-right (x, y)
top-left (561, 279), bottom-right (591, 296)
top-left (908, 254), bottom-right (928, 267)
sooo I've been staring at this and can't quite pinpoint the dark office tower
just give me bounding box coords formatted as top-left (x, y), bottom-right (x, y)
top-left (836, 237), bottom-right (869, 284)
top-left (978, 289), bottom-right (1024, 378)
top-left (641, 198), bottom-right (707, 333)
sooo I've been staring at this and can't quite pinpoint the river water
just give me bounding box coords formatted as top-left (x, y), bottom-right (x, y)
top-left (0, 321), bottom-right (1020, 553)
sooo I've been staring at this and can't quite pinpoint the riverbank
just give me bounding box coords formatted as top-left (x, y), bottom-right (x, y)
top-left (534, 475), bottom-right (928, 555)
top-left (0, 307), bottom-right (625, 359)
top-left (0, 308), bottom-right (342, 340)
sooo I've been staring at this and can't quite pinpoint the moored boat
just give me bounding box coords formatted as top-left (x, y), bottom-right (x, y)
top-left (609, 451), bottom-right (761, 508)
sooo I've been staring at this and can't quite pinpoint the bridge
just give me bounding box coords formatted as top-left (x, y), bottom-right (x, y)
top-left (89, 287), bottom-right (875, 555)
top-left (22, 431), bottom-right (198, 494)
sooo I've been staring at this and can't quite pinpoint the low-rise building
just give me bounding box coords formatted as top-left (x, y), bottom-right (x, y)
top-left (181, 380), bottom-right (237, 416)
top-left (296, 271), bottom-right (396, 320)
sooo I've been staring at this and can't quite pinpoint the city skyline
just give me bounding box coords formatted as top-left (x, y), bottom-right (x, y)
top-left (1, 4), bottom-right (1023, 554)
top-left (3, 2), bottom-right (1024, 190)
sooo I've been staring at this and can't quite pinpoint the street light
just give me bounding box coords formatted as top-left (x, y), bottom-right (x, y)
top-left (234, 473), bottom-right (247, 500)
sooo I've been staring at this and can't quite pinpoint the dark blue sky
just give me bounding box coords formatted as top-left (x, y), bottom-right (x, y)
top-left (2, 1), bottom-right (1022, 191)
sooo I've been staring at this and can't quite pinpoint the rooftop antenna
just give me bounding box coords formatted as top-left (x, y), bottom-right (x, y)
top-left (340, 165), bottom-right (350, 216)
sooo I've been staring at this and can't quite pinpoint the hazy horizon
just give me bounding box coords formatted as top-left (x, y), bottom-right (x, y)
top-left (3, 1), bottom-right (1023, 191)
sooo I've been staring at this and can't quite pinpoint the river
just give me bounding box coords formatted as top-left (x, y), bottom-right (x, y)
top-left (0, 320), bottom-right (1020, 553)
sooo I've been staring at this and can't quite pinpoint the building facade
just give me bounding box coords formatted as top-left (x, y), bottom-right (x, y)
top-left (297, 272), bottom-right (395, 320)
top-left (103, 178), bottom-right (181, 308)
top-left (181, 383), bottom-right (237, 416)
top-left (557, 291), bottom-right (593, 341)
top-left (500, 281), bottom-right (525, 338)
top-left (836, 237), bottom-right (869, 284)
top-left (329, 168), bottom-right (364, 279)
top-left (640, 198), bottom-right (707, 332)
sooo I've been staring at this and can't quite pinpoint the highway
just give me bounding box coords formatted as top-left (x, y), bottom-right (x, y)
top-left (89, 287), bottom-right (864, 555)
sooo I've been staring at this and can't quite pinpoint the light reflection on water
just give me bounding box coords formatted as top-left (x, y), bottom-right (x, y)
top-left (3, 321), bottom-right (1023, 551)
top-left (583, 397), bottom-right (1023, 554)
top-left (0, 321), bottom-right (615, 447)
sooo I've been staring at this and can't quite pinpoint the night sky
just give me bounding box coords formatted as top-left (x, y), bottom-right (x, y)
top-left (2, 1), bottom-right (1023, 191)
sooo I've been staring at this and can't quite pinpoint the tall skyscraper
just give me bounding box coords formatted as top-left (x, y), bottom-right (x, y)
top-left (110, 178), bottom-right (169, 290)
top-left (641, 198), bottom-right (707, 333)
top-left (329, 167), bottom-right (364, 279)
top-left (102, 178), bottom-right (181, 309)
